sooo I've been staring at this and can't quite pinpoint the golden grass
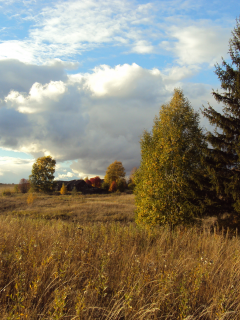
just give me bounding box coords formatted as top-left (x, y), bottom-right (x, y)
top-left (0, 184), bottom-right (15, 192)
top-left (0, 192), bottom-right (135, 224)
top-left (0, 192), bottom-right (239, 319)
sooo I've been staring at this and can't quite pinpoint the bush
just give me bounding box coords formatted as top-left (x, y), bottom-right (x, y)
top-left (18, 178), bottom-right (30, 193)
top-left (60, 183), bottom-right (67, 195)
top-left (72, 186), bottom-right (77, 196)
top-left (2, 189), bottom-right (12, 196)
top-left (14, 185), bottom-right (19, 193)
top-left (27, 193), bottom-right (37, 205)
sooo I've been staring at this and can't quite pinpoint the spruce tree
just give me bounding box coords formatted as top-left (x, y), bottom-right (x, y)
top-left (202, 17), bottom-right (240, 213)
top-left (135, 89), bottom-right (207, 227)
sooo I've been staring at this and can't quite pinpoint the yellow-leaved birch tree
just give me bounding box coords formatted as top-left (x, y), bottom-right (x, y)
top-left (134, 89), bottom-right (207, 227)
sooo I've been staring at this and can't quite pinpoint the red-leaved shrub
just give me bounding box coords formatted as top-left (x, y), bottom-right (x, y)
top-left (18, 178), bottom-right (30, 193)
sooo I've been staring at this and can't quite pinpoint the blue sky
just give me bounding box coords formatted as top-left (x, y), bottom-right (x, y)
top-left (0, 0), bottom-right (239, 183)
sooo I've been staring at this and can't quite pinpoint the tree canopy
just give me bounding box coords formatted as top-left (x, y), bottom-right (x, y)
top-left (104, 160), bottom-right (126, 185)
top-left (135, 89), bottom-right (207, 227)
top-left (202, 17), bottom-right (240, 213)
top-left (90, 176), bottom-right (101, 188)
top-left (29, 156), bottom-right (56, 193)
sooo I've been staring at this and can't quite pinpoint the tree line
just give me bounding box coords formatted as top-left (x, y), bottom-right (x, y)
top-left (17, 158), bottom-right (136, 194)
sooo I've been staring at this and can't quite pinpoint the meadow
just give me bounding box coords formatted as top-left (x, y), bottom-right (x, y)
top-left (0, 185), bottom-right (240, 319)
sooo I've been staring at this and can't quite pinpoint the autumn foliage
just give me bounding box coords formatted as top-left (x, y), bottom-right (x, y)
top-left (29, 156), bottom-right (56, 193)
top-left (94, 176), bottom-right (102, 187)
top-left (109, 181), bottom-right (117, 192)
top-left (18, 178), bottom-right (30, 193)
top-left (135, 89), bottom-right (207, 227)
top-left (27, 193), bottom-right (37, 205)
top-left (85, 179), bottom-right (92, 186)
top-left (60, 183), bottom-right (67, 195)
top-left (89, 176), bottom-right (101, 188)
top-left (104, 160), bottom-right (126, 185)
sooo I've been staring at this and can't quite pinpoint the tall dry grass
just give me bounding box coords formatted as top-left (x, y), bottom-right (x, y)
top-left (0, 193), bottom-right (136, 224)
top-left (0, 184), bottom-right (15, 196)
top-left (0, 214), bottom-right (239, 319)
top-left (0, 184), bottom-right (15, 192)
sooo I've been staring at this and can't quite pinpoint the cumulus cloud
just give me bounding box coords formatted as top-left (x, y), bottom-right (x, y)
top-left (6, 81), bottom-right (67, 114)
top-left (0, 157), bottom-right (34, 183)
top-left (0, 59), bottom-right (67, 98)
top-left (0, 0), bottom-right (236, 184)
top-left (83, 63), bottom-right (166, 98)
top-left (0, 62), bottom-right (220, 179)
top-left (56, 171), bottom-right (77, 180)
top-left (163, 24), bottom-right (231, 66)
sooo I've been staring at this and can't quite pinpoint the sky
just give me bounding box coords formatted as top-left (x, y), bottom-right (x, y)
top-left (0, 0), bottom-right (239, 183)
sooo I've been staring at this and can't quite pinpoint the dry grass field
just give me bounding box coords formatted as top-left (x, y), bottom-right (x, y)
top-left (0, 186), bottom-right (240, 319)
top-left (0, 185), bottom-right (135, 224)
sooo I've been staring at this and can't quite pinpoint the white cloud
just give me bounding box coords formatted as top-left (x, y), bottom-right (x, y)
top-left (0, 0), bottom-right (235, 69)
top-left (164, 24), bottom-right (231, 66)
top-left (131, 40), bottom-right (154, 54)
top-left (0, 59), bottom-right (67, 98)
top-left (0, 0), bottom-right (156, 63)
top-left (0, 0), bottom-right (237, 184)
top-left (43, 59), bottom-right (80, 70)
top-left (0, 157), bottom-right (33, 165)
top-left (0, 62), bottom-right (220, 179)
top-left (56, 171), bottom-right (76, 180)
top-left (5, 81), bottom-right (66, 113)
top-left (0, 41), bottom-right (37, 63)
top-left (161, 65), bottom-right (199, 86)
top-left (84, 63), bottom-right (165, 97)
top-left (0, 157), bottom-right (34, 183)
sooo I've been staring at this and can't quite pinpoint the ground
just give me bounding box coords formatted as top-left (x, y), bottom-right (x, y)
top-left (0, 184), bottom-right (135, 224)
top-left (0, 184), bottom-right (240, 319)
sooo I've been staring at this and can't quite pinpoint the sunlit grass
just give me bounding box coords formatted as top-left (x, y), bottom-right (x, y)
top-left (0, 215), bottom-right (239, 319)
top-left (0, 192), bottom-right (136, 224)
top-left (0, 191), bottom-right (239, 319)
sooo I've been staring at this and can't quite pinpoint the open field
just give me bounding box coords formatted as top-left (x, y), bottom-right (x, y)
top-left (0, 188), bottom-right (135, 224)
top-left (0, 184), bottom-right (15, 192)
top-left (0, 190), bottom-right (240, 319)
